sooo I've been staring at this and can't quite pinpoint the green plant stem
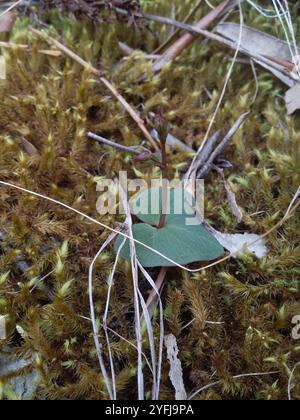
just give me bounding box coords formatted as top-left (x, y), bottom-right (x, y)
top-left (158, 139), bottom-right (169, 229)
top-left (148, 139), bottom-right (169, 314)
top-left (146, 267), bottom-right (168, 315)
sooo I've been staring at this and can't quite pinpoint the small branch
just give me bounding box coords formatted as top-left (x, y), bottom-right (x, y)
top-left (153, 0), bottom-right (204, 55)
top-left (88, 132), bottom-right (162, 167)
top-left (0, 41), bottom-right (28, 49)
top-left (29, 27), bottom-right (159, 152)
top-left (87, 132), bottom-right (141, 155)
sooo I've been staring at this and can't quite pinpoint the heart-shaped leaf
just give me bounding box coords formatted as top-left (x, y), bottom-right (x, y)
top-left (115, 188), bottom-right (224, 267)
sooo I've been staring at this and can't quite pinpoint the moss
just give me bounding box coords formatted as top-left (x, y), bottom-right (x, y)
top-left (0, 0), bottom-right (299, 400)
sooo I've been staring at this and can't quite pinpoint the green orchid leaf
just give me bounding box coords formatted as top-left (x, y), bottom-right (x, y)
top-left (115, 188), bottom-right (224, 267)
top-left (115, 219), bottom-right (224, 268)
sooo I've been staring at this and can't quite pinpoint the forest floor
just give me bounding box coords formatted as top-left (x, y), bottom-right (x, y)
top-left (0, 0), bottom-right (299, 400)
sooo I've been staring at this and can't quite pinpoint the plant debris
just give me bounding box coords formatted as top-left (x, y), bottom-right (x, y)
top-left (40, 0), bottom-right (144, 23)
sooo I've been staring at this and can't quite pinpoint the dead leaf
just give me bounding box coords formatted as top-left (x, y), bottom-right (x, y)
top-left (164, 334), bottom-right (187, 400)
top-left (0, 353), bottom-right (32, 376)
top-left (212, 230), bottom-right (268, 259)
top-left (225, 183), bottom-right (243, 223)
top-left (217, 22), bottom-right (300, 61)
top-left (19, 138), bottom-right (39, 156)
top-left (0, 12), bottom-right (16, 33)
top-left (0, 352), bottom-right (40, 400)
top-left (151, 128), bottom-right (194, 153)
top-left (216, 22), bottom-right (299, 87)
top-left (285, 84), bottom-right (300, 115)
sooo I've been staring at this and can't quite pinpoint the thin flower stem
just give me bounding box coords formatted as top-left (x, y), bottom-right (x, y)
top-left (158, 138), bottom-right (169, 229)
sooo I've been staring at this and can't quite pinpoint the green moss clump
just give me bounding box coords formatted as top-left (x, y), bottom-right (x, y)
top-left (0, 0), bottom-right (299, 400)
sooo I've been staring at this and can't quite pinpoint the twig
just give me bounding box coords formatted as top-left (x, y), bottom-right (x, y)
top-left (0, 41), bottom-right (28, 50)
top-left (0, 41), bottom-right (61, 56)
top-left (29, 27), bottom-right (159, 152)
top-left (153, 0), bottom-right (204, 55)
top-left (87, 132), bottom-right (141, 155)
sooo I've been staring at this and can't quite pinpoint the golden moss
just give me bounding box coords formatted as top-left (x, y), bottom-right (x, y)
top-left (0, 0), bottom-right (299, 400)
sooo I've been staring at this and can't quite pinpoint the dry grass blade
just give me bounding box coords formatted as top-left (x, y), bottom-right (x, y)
top-left (118, 182), bottom-right (144, 400)
top-left (138, 262), bottom-right (165, 400)
top-left (118, 180), bottom-right (164, 400)
top-left (224, 182), bottom-right (243, 223)
top-left (102, 234), bottom-right (127, 400)
top-left (89, 233), bottom-right (119, 400)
